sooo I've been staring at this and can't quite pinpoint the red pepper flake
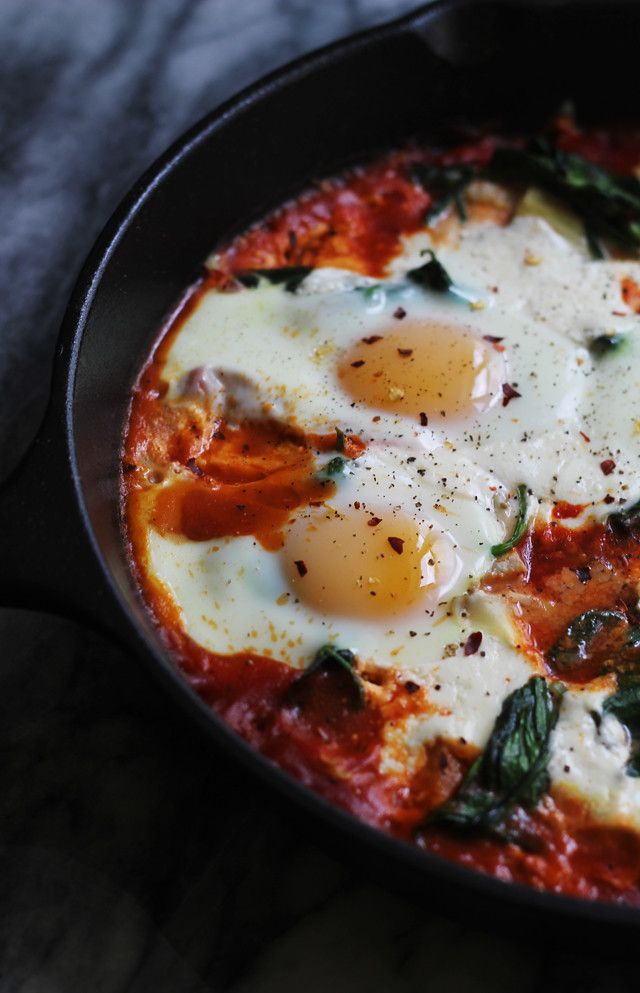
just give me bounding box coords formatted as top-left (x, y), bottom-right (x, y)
top-left (393, 307), bottom-right (407, 320)
top-left (354, 501), bottom-right (361, 509)
top-left (351, 359), bottom-right (366, 368)
top-left (397, 348), bottom-right (413, 357)
top-left (600, 459), bottom-right (616, 476)
top-left (579, 431), bottom-right (591, 443)
top-left (362, 334), bottom-right (382, 344)
top-left (604, 494), bottom-right (615, 505)
top-left (621, 276), bottom-right (640, 313)
top-left (294, 560), bottom-right (308, 577)
top-left (501, 383), bottom-right (521, 407)
top-left (419, 411), bottom-right (428, 426)
top-left (372, 415), bottom-right (381, 422)
top-left (464, 631), bottom-right (483, 656)
top-left (484, 334), bottom-right (505, 353)
top-left (367, 516), bottom-right (382, 527)
top-left (387, 536), bottom-right (404, 554)
top-left (612, 310), bottom-right (627, 317)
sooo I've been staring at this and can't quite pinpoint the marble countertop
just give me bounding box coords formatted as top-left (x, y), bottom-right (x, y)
top-left (0, 1), bottom-right (637, 990)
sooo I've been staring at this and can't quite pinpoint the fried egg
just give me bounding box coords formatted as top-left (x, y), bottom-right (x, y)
top-left (131, 192), bottom-right (640, 835)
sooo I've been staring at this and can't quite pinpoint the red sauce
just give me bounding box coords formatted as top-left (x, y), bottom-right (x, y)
top-left (215, 143), bottom-right (497, 279)
top-left (552, 501), bottom-right (585, 520)
top-left (149, 594), bottom-right (435, 834)
top-left (123, 124), bottom-right (640, 906)
top-left (556, 115), bottom-right (640, 175)
top-left (420, 801), bottom-right (640, 905)
top-left (482, 516), bottom-right (640, 683)
top-left (149, 420), bottom-right (336, 551)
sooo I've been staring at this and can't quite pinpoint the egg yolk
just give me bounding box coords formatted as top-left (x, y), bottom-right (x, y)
top-left (282, 506), bottom-right (460, 619)
top-left (338, 320), bottom-right (504, 421)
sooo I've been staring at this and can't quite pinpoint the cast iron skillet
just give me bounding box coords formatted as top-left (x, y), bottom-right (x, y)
top-left (2, 0), bottom-right (640, 933)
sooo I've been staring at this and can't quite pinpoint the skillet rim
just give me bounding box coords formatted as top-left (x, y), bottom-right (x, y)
top-left (58, 0), bottom-right (640, 928)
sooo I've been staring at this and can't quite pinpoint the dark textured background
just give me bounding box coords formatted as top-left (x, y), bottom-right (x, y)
top-left (1, 2), bottom-right (637, 990)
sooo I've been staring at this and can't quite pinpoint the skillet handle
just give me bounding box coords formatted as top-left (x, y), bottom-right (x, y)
top-left (0, 407), bottom-right (127, 645)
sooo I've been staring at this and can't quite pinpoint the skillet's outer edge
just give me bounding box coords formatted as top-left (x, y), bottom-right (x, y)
top-left (49, 0), bottom-right (640, 931)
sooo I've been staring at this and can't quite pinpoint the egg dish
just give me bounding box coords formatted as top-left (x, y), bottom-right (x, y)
top-left (123, 112), bottom-right (640, 904)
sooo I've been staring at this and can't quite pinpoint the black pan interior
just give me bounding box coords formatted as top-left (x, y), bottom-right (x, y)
top-left (64, 0), bottom-right (640, 930)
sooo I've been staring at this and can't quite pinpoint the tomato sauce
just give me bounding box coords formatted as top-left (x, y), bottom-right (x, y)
top-left (482, 513), bottom-right (640, 682)
top-left (214, 141), bottom-right (497, 279)
top-left (123, 123), bottom-right (640, 906)
top-left (420, 802), bottom-right (640, 905)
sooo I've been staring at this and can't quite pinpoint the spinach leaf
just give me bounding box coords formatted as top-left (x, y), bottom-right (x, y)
top-left (488, 138), bottom-right (640, 254)
top-left (406, 251), bottom-right (453, 293)
top-left (588, 333), bottom-right (625, 358)
top-left (548, 608), bottom-right (626, 672)
top-left (491, 484), bottom-right (529, 557)
top-left (603, 675), bottom-right (640, 776)
top-left (292, 644), bottom-right (365, 709)
top-left (324, 456), bottom-right (345, 476)
top-left (354, 283), bottom-right (383, 301)
top-left (236, 265), bottom-right (313, 293)
top-left (412, 162), bottom-right (473, 223)
top-left (432, 677), bottom-right (564, 842)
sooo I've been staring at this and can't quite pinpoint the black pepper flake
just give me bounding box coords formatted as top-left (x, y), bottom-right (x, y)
top-left (362, 334), bottom-right (382, 344)
top-left (185, 458), bottom-right (204, 478)
top-left (122, 462), bottom-right (136, 474)
top-left (463, 631), bottom-right (483, 656)
top-left (404, 680), bottom-right (420, 693)
top-left (600, 459), bottom-right (616, 476)
top-left (575, 566), bottom-right (591, 584)
top-left (419, 412), bottom-right (428, 426)
top-left (483, 335), bottom-right (504, 343)
top-left (351, 359), bottom-right (366, 368)
top-left (387, 536), bottom-right (404, 554)
top-left (393, 306), bottom-right (407, 320)
top-left (294, 560), bottom-right (308, 577)
top-left (604, 494), bottom-right (615, 505)
top-left (501, 383), bottom-right (521, 407)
